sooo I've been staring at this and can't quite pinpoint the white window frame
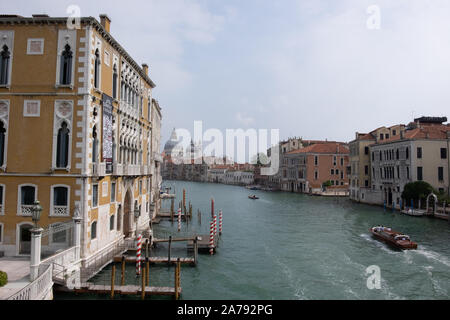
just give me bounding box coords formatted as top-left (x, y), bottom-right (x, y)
top-left (0, 100), bottom-right (10, 170)
top-left (51, 100), bottom-right (73, 171)
top-left (111, 181), bottom-right (116, 203)
top-left (0, 184), bottom-right (4, 215)
top-left (23, 100), bottom-right (41, 117)
top-left (92, 184), bottom-right (99, 208)
top-left (50, 185), bottom-right (70, 217)
top-left (0, 30), bottom-right (14, 88)
top-left (26, 38), bottom-right (44, 55)
top-left (55, 30), bottom-right (76, 88)
top-left (17, 184), bottom-right (38, 216)
top-left (0, 222), bottom-right (3, 244)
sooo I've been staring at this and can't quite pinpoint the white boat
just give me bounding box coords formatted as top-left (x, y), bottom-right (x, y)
top-left (401, 209), bottom-right (425, 217)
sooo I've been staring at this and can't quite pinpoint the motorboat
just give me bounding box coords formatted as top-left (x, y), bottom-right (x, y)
top-left (370, 226), bottom-right (417, 250)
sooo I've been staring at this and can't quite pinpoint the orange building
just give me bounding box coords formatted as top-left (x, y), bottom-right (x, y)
top-left (283, 142), bottom-right (349, 194)
top-left (0, 15), bottom-right (162, 263)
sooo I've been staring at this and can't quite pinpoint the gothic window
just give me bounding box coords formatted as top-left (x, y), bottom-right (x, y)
top-left (0, 45), bottom-right (10, 85)
top-left (112, 64), bottom-right (118, 99)
top-left (56, 122), bottom-right (70, 168)
top-left (94, 49), bottom-right (100, 89)
top-left (92, 125), bottom-right (98, 163)
top-left (60, 44), bottom-right (73, 85)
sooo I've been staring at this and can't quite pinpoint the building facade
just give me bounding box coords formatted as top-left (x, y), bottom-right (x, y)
top-left (348, 125), bottom-right (405, 202)
top-left (0, 15), bottom-right (162, 264)
top-left (283, 142), bottom-right (350, 194)
top-left (367, 118), bottom-right (450, 207)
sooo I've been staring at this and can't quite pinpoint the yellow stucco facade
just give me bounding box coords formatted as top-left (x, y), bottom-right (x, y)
top-left (0, 15), bottom-right (162, 260)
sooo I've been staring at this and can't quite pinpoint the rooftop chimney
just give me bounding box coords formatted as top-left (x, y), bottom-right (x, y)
top-left (142, 63), bottom-right (149, 76)
top-left (99, 14), bottom-right (111, 33)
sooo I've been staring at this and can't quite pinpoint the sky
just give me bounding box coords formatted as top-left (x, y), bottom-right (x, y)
top-left (3, 0), bottom-right (450, 158)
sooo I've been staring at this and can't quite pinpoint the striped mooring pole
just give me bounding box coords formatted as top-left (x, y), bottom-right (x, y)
top-left (209, 221), bottom-right (214, 255)
top-left (213, 214), bottom-right (217, 238)
top-left (219, 210), bottom-right (223, 235)
top-left (177, 208), bottom-right (182, 232)
top-left (136, 234), bottom-right (142, 276)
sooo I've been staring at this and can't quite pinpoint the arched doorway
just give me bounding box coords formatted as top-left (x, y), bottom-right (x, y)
top-left (18, 223), bottom-right (33, 255)
top-left (123, 190), bottom-right (132, 238)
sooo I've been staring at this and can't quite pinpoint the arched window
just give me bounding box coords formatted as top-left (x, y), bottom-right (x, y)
top-left (56, 122), bottom-right (70, 168)
top-left (0, 121), bottom-right (5, 167)
top-left (60, 44), bottom-right (73, 85)
top-left (110, 214), bottom-right (115, 231)
top-left (92, 125), bottom-right (98, 163)
top-left (112, 64), bottom-right (118, 99)
top-left (91, 221), bottom-right (97, 240)
top-left (94, 49), bottom-right (100, 89)
top-left (0, 45), bottom-right (10, 85)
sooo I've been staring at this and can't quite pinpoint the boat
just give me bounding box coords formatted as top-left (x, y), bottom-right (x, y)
top-left (401, 209), bottom-right (425, 217)
top-left (248, 195), bottom-right (259, 200)
top-left (370, 226), bottom-right (418, 250)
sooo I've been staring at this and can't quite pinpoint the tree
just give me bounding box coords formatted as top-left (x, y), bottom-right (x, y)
top-left (250, 153), bottom-right (269, 166)
top-left (401, 181), bottom-right (433, 204)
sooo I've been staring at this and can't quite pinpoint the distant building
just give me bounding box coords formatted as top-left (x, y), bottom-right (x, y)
top-left (283, 142), bottom-right (350, 194)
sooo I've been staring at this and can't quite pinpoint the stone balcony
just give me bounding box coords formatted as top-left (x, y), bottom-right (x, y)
top-left (92, 162), bottom-right (106, 177)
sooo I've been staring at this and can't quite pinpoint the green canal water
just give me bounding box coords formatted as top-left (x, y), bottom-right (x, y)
top-left (55, 180), bottom-right (450, 300)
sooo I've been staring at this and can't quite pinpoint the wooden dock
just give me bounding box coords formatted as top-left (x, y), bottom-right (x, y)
top-left (74, 283), bottom-right (181, 297)
top-left (113, 255), bottom-right (195, 266)
top-left (187, 235), bottom-right (218, 253)
top-left (157, 211), bottom-right (189, 221)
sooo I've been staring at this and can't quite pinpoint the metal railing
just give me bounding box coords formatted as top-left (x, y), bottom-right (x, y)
top-left (80, 238), bottom-right (134, 283)
top-left (8, 264), bottom-right (53, 300)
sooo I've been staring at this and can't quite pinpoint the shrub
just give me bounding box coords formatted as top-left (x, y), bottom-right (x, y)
top-left (0, 271), bottom-right (7, 287)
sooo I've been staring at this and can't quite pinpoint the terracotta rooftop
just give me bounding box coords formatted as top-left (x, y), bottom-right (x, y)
top-left (374, 124), bottom-right (450, 145)
top-left (286, 142), bottom-right (349, 155)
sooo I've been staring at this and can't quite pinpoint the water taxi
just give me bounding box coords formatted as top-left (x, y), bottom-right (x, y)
top-left (370, 226), bottom-right (418, 250)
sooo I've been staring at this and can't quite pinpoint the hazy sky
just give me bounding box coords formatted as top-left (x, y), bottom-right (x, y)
top-left (4, 0), bottom-right (450, 151)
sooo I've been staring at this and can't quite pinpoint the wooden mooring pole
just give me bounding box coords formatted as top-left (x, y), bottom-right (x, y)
top-left (171, 199), bottom-right (174, 223)
top-left (174, 258), bottom-right (181, 300)
top-left (111, 264), bottom-right (116, 299)
top-left (141, 262), bottom-right (146, 300)
top-left (194, 237), bottom-right (198, 266)
top-left (198, 210), bottom-right (201, 225)
top-left (121, 255), bottom-right (125, 286)
top-left (146, 257), bottom-right (150, 286)
top-left (168, 236), bottom-right (172, 265)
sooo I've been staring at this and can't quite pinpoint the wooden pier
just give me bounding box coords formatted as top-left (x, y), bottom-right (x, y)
top-left (187, 235), bottom-right (218, 253)
top-left (74, 283), bottom-right (182, 297)
top-left (113, 255), bottom-right (195, 266)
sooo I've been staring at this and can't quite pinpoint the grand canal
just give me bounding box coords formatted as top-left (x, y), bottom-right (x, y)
top-left (56, 181), bottom-right (450, 300)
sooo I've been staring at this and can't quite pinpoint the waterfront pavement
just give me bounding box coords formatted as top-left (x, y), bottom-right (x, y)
top-left (0, 257), bottom-right (31, 299)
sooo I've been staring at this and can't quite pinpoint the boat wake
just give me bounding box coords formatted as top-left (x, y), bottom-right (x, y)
top-left (360, 233), bottom-right (399, 255)
top-left (413, 247), bottom-right (450, 268)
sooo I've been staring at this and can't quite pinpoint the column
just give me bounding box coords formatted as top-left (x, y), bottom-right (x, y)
top-left (30, 227), bottom-right (43, 282)
top-left (73, 215), bottom-right (82, 261)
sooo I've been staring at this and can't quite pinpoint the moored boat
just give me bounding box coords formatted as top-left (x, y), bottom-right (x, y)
top-left (370, 226), bottom-right (417, 250)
